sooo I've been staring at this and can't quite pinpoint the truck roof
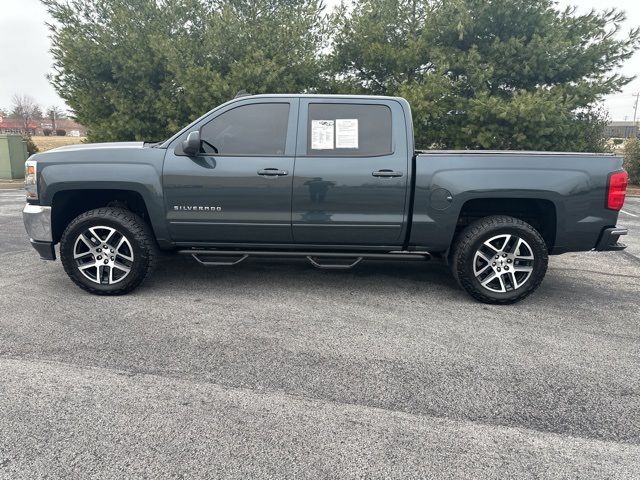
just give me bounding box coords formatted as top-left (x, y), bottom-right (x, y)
top-left (417, 150), bottom-right (616, 157)
top-left (234, 93), bottom-right (405, 101)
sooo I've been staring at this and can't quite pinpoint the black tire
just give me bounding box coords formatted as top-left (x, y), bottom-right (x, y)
top-left (60, 207), bottom-right (157, 295)
top-left (451, 215), bottom-right (548, 304)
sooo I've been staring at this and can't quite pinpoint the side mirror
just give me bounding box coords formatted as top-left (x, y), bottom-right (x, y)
top-left (181, 131), bottom-right (201, 156)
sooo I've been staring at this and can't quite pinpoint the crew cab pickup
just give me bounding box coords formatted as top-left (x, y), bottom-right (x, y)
top-left (23, 94), bottom-right (629, 303)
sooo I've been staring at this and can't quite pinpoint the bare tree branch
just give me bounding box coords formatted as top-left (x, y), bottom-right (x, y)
top-left (10, 94), bottom-right (42, 133)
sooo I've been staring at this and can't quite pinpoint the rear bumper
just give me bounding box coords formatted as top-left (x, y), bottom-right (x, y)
top-left (595, 227), bottom-right (628, 251)
top-left (23, 204), bottom-right (56, 260)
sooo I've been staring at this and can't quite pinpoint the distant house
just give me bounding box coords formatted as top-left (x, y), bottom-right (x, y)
top-left (0, 116), bottom-right (87, 137)
top-left (604, 121), bottom-right (639, 139)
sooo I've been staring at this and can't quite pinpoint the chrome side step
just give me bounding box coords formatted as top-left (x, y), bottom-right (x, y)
top-left (179, 249), bottom-right (431, 270)
top-left (307, 256), bottom-right (363, 270)
top-left (191, 254), bottom-right (249, 267)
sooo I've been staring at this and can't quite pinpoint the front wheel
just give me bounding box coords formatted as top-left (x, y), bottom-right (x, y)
top-left (60, 207), bottom-right (157, 295)
top-left (451, 215), bottom-right (548, 304)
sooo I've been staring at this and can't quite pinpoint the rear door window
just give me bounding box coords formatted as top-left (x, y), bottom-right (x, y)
top-left (307, 103), bottom-right (393, 157)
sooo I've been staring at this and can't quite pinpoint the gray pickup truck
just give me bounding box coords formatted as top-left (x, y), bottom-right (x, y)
top-left (23, 94), bottom-right (629, 303)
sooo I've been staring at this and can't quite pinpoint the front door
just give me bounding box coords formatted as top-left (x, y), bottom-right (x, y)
top-left (163, 100), bottom-right (298, 244)
top-left (291, 99), bottom-right (409, 245)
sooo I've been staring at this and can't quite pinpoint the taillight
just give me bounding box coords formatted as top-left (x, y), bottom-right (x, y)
top-left (607, 171), bottom-right (628, 211)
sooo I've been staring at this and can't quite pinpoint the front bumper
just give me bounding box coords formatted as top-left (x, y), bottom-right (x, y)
top-left (595, 227), bottom-right (628, 251)
top-left (23, 204), bottom-right (56, 260)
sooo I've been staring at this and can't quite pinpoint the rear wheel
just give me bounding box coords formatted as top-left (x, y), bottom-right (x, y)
top-left (60, 208), bottom-right (156, 295)
top-left (451, 215), bottom-right (548, 304)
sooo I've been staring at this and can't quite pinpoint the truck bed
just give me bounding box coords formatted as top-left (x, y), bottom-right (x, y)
top-left (410, 150), bottom-right (623, 254)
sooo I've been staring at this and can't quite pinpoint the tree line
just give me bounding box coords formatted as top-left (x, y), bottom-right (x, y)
top-left (43, 0), bottom-right (640, 151)
top-left (1, 93), bottom-right (67, 133)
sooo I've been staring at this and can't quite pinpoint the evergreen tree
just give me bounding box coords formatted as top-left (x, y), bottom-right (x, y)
top-left (43, 0), bottom-right (328, 142)
top-left (44, 0), bottom-right (639, 151)
top-left (330, 0), bottom-right (639, 151)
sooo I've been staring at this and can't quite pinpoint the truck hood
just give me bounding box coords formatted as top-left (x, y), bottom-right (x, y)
top-left (45, 141), bottom-right (145, 154)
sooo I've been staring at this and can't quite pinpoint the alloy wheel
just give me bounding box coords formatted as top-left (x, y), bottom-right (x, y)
top-left (73, 226), bottom-right (134, 285)
top-left (472, 234), bottom-right (535, 293)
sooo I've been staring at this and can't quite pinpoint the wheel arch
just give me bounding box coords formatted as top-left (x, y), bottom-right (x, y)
top-left (51, 189), bottom-right (154, 244)
top-left (455, 198), bottom-right (557, 253)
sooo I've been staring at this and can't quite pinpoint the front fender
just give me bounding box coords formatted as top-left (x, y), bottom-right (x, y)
top-left (38, 161), bottom-right (171, 247)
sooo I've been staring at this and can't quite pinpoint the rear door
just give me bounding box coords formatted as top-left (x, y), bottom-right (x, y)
top-left (291, 99), bottom-right (409, 245)
top-left (163, 99), bottom-right (298, 244)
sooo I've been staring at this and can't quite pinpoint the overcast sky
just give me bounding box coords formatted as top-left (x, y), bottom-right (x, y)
top-left (1, 0), bottom-right (638, 120)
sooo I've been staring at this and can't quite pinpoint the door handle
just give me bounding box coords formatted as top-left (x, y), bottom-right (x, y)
top-left (372, 169), bottom-right (403, 178)
top-left (257, 168), bottom-right (288, 177)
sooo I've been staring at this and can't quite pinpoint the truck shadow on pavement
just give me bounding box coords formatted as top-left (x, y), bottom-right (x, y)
top-left (141, 252), bottom-right (637, 308)
top-left (150, 253), bottom-right (466, 297)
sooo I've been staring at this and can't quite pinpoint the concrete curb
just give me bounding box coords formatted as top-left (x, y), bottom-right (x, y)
top-left (0, 181), bottom-right (23, 190)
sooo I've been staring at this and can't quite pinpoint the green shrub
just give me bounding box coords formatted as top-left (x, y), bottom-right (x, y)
top-left (22, 135), bottom-right (39, 157)
top-left (623, 137), bottom-right (640, 185)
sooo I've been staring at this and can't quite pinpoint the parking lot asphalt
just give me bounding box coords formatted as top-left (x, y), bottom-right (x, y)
top-left (1, 189), bottom-right (639, 479)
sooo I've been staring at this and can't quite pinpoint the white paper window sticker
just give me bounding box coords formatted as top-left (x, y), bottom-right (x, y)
top-left (336, 119), bottom-right (358, 149)
top-left (311, 120), bottom-right (334, 150)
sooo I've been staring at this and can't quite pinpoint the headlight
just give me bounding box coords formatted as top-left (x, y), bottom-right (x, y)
top-left (25, 160), bottom-right (38, 200)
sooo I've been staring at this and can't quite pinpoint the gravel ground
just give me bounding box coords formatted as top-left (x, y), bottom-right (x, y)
top-left (0, 189), bottom-right (639, 479)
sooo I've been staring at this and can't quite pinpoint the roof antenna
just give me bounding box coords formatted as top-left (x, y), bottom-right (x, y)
top-left (234, 90), bottom-right (251, 99)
